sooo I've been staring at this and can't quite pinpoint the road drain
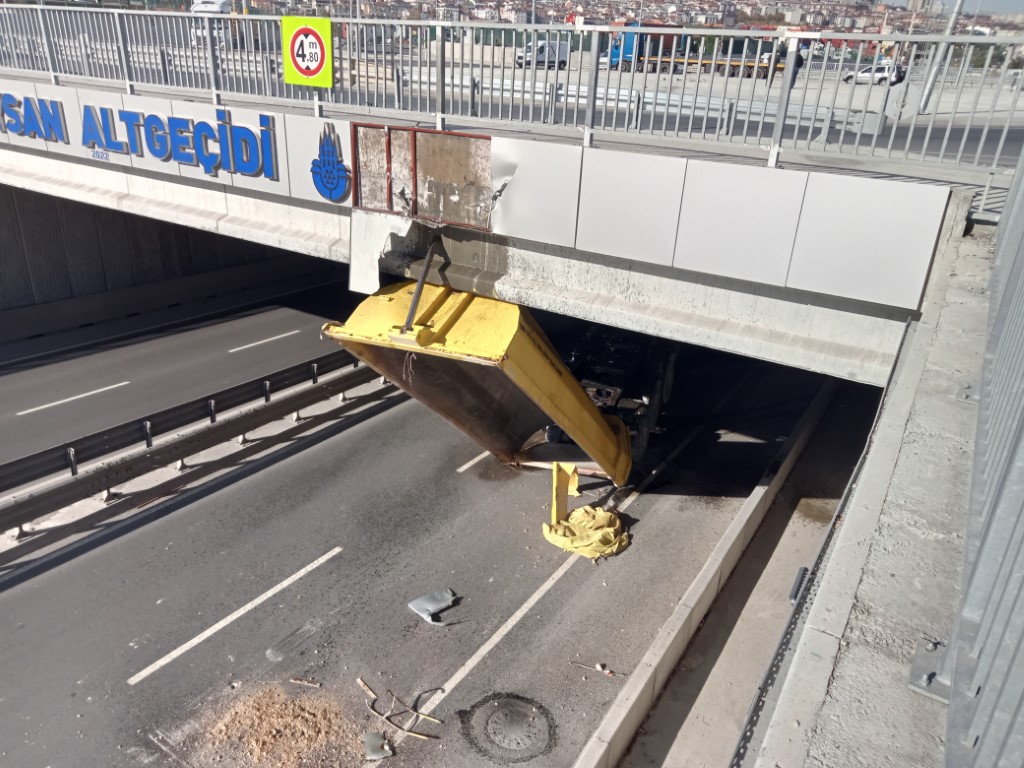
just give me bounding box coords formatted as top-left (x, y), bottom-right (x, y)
top-left (459, 693), bottom-right (556, 764)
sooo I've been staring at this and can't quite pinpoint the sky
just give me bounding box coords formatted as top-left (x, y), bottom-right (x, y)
top-left (961, 1), bottom-right (1023, 15)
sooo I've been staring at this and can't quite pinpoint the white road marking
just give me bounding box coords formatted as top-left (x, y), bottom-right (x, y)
top-left (397, 373), bottom-right (755, 732)
top-left (228, 330), bottom-right (301, 353)
top-left (16, 381), bottom-right (131, 416)
top-left (456, 450), bottom-right (490, 473)
top-left (413, 554), bottom-right (579, 722)
top-left (127, 547), bottom-right (342, 686)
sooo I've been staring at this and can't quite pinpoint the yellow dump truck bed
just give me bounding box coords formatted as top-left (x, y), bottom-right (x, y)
top-left (321, 281), bottom-right (632, 486)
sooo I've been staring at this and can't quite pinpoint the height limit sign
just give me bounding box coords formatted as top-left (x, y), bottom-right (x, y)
top-left (282, 17), bottom-right (333, 88)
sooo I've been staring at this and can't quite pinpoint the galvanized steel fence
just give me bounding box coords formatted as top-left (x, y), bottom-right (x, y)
top-left (0, 6), bottom-right (1022, 177)
top-left (938, 144), bottom-right (1024, 767)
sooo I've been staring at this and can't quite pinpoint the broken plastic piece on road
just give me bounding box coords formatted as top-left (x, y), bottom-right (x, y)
top-left (543, 505), bottom-right (630, 560)
top-left (362, 731), bottom-right (394, 760)
top-left (408, 588), bottom-right (458, 625)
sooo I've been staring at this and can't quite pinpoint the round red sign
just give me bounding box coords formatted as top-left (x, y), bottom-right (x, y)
top-left (289, 26), bottom-right (326, 78)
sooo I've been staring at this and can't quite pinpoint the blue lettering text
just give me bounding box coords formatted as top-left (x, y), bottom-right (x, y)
top-left (193, 122), bottom-right (220, 176)
top-left (81, 106), bottom-right (104, 149)
top-left (167, 117), bottom-right (196, 165)
top-left (117, 110), bottom-right (144, 155)
top-left (144, 114), bottom-right (170, 160)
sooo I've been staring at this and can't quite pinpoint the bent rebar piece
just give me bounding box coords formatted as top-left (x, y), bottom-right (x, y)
top-left (356, 677), bottom-right (442, 740)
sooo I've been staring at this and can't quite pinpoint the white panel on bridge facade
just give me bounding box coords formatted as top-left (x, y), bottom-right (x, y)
top-left (674, 161), bottom-right (807, 287)
top-left (228, 105), bottom-right (289, 196)
top-left (786, 174), bottom-right (950, 310)
top-left (490, 137), bottom-right (582, 249)
top-left (0, 79), bottom-right (34, 150)
top-left (284, 114), bottom-right (354, 208)
top-left (33, 84), bottom-right (79, 159)
top-left (575, 148), bottom-right (686, 267)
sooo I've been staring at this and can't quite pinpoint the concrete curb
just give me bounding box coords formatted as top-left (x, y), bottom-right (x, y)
top-left (572, 381), bottom-right (836, 768)
top-left (749, 190), bottom-right (973, 768)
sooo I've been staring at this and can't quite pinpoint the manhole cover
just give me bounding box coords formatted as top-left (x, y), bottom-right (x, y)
top-left (459, 693), bottom-right (556, 764)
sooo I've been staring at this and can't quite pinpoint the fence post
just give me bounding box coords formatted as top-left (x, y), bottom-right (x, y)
top-left (720, 98), bottom-right (734, 136)
top-left (159, 47), bottom-right (170, 86)
top-left (205, 15), bottom-right (220, 104)
top-left (394, 63), bottom-right (404, 109)
top-left (545, 81), bottom-right (557, 124)
top-left (768, 42), bottom-right (799, 168)
top-left (35, 6), bottom-right (59, 85)
top-left (583, 31), bottom-right (601, 147)
top-left (435, 24), bottom-right (446, 131)
top-left (113, 11), bottom-right (134, 95)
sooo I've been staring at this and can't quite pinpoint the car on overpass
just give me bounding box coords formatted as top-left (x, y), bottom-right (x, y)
top-left (843, 63), bottom-right (905, 86)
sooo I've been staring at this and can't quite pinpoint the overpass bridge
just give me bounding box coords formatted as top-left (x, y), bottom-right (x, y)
top-left (3, 9), bottom-right (1015, 386)
top-left (0, 9), bottom-right (1023, 768)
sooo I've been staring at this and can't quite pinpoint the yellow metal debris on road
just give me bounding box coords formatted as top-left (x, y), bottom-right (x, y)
top-left (542, 505), bottom-right (631, 560)
top-left (551, 462), bottom-right (581, 525)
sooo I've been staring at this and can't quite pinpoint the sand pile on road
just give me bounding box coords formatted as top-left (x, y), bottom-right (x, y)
top-left (206, 684), bottom-right (363, 767)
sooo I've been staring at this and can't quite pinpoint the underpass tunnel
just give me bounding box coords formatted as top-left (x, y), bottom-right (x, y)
top-left (0, 182), bottom-right (355, 351)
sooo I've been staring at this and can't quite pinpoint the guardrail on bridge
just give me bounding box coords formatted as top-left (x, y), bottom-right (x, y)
top-left (0, 7), bottom-right (1021, 181)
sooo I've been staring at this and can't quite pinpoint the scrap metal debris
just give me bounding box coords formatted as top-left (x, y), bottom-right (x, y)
top-left (362, 731), bottom-right (394, 760)
top-left (408, 588), bottom-right (458, 625)
top-left (545, 463), bottom-right (629, 560)
top-left (357, 678), bottom-right (443, 741)
top-left (543, 505), bottom-right (630, 560)
top-left (569, 660), bottom-right (625, 678)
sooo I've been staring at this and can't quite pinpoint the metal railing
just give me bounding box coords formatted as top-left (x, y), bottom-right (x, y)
top-left (0, 349), bottom-right (356, 497)
top-left (0, 6), bottom-right (1022, 177)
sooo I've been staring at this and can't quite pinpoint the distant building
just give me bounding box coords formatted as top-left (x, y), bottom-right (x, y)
top-left (500, 6), bottom-right (528, 23)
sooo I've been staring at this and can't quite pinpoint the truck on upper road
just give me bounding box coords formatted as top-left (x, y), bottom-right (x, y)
top-left (599, 24), bottom-right (788, 79)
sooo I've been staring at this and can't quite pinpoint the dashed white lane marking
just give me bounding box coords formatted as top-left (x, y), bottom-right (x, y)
top-left (127, 546), bottom-right (342, 686)
top-left (228, 330), bottom-right (301, 353)
top-left (16, 381), bottom-right (131, 416)
top-left (405, 373), bottom-right (755, 729)
top-left (414, 554), bottom-right (579, 720)
top-left (456, 450), bottom-right (490, 473)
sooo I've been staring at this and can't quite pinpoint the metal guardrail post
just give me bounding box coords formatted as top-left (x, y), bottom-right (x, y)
top-left (35, 6), bottom-right (59, 85)
top-left (394, 63), bottom-right (404, 109)
top-left (113, 11), bottom-right (134, 95)
top-left (768, 42), bottom-right (799, 168)
top-left (204, 15), bottom-right (220, 104)
top-left (583, 31), bottom-right (601, 147)
top-left (435, 24), bottom-right (446, 131)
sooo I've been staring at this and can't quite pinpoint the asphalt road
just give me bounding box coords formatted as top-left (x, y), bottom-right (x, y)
top-left (0, 282), bottom-right (360, 464)
top-left (0, 347), bottom-right (855, 767)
